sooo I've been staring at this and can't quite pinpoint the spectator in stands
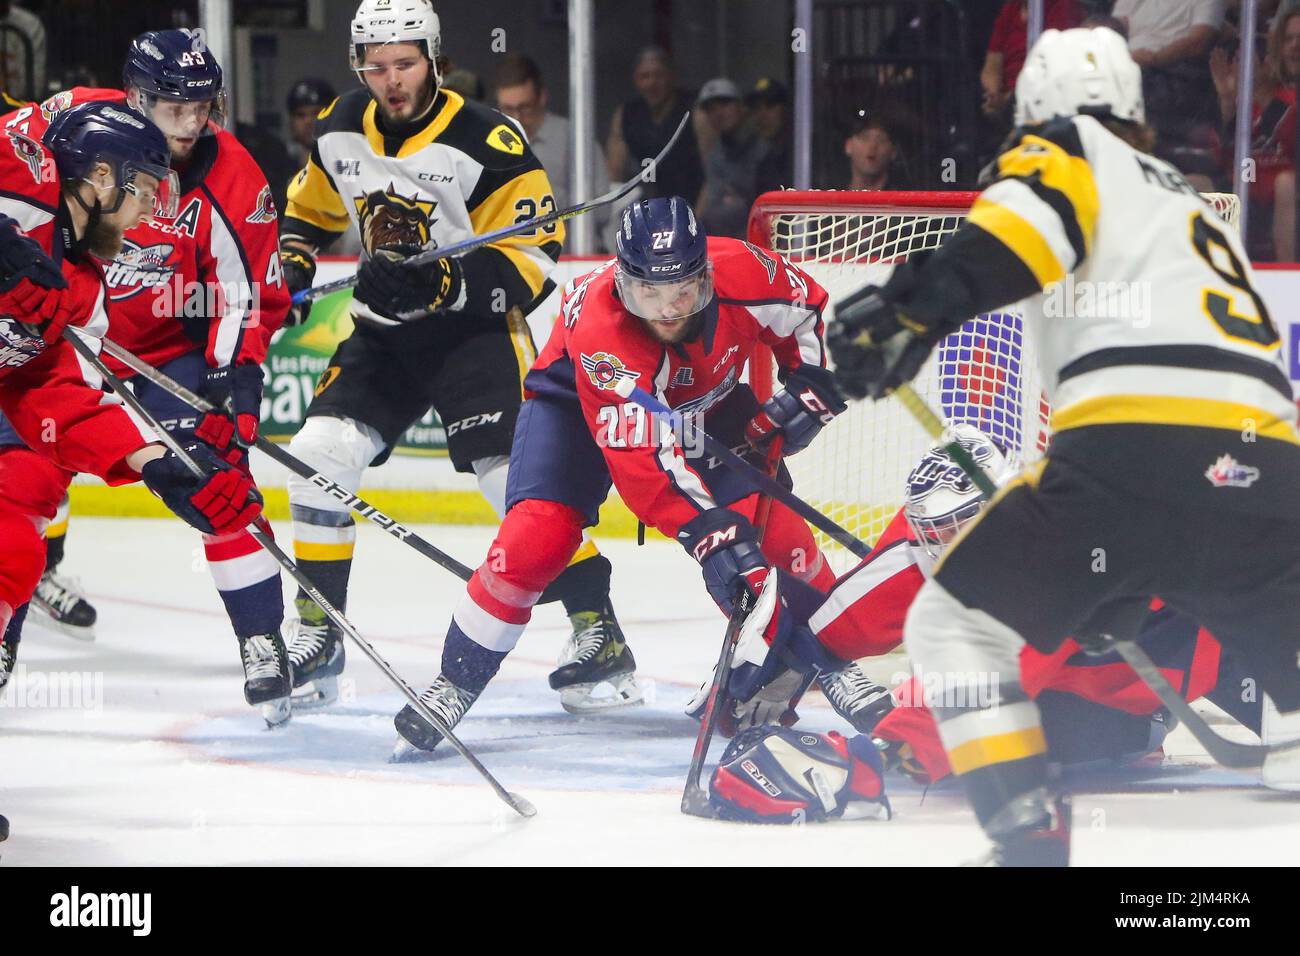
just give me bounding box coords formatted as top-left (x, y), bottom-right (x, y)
top-left (494, 53), bottom-right (609, 250)
top-left (981, 1), bottom-right (1087, 120)
top-left (0, 1), bottom-right (44, 99)
top-left (695, 78), bottom-right (769, 239)
top-left (749, 77), bottom-right (792, 195)
top-left (844, 112), bottom-right (909, 191)
top-left (1212, 13), bottom-right (1300, 260)
top-left (605, 46), bottom-right (704, 204)
top-left (1113, 1), bottom-right (1227, 143)
top-left (494, 53), bottom-right (609, 213)
top-left (285, 77), bottom-right (335, 169)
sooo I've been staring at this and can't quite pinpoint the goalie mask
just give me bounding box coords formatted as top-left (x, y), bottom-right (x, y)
top-left (904, 424), bottom-right (1010, 558)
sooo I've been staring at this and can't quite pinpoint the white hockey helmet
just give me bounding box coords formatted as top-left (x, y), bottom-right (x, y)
top-left (1014, 27), bottom-right (1144, 127)
top-left (904, 424), bottom-right (1011, 558)
top-left (350, 0), bottom-right (442, 85)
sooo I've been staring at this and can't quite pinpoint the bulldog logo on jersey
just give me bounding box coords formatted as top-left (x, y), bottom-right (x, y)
top-left (353, 184), bottom-right (438, 253)
top-left (580, 351), bottom-right (640, 391)
top-left (246, 185), bottom-right (277, 224)
top-left (487, 124), bottom-right (524, 156)
top-left (39, 90), bottom-right (73, 123)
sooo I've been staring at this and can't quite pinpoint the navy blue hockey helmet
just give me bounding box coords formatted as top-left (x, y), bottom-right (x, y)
top-left (614, 196), bottom-right (713, 323)
top-left (123, 29), bottom-right (227, 128)
top-left (43, 101), bottom-right (176, 217)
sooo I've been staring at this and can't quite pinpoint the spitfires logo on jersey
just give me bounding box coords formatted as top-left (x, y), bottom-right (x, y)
top-left (102, 239), bottom-right (177, 300)
top-left (1204, 454), bottom-right (1260, 489)
top-left (246, 185), bottom-right (277, 224)
top-left (580, 351), bottom-right (640, 391)
top-left (354, 184), bottom-right (438, 253)
top-left (908, 436), bottom-right (996, 501)
top-left (8, 131), bottom-right (48, 185)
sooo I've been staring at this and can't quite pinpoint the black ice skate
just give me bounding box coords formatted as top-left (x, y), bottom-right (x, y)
top-left (29, 571), bottom-right (97, 641)
top-left (391, 675), bottom-right (479, 761)
top-left (818, 661), bottom-right (893, 733)
top-left (970, 788), bottom-right (1072, 867)
top-left (287, 600), bottom-right (345, 708)
top-left (548, 603), bottom-right (646, 713)
top-left (239, 631), bottom-right (292, 728)
top-left (0, 637), bottom-right (16, 695)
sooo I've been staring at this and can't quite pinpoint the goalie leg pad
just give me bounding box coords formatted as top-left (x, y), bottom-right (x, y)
top-left (709, 726), bottom-right (891, 823)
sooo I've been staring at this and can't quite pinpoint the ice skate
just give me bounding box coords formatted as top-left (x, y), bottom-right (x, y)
top-left (29, 571), bottom-right (97, 641)
top-left (287, 602), bottom-right (346, 709)
top-left (818, 660), bottom-right (893, 733)
top-left (390, 674), bottom-right (479, 761)
top-left (239, 631), bottom-right (292, 728)
top-left (548, 603), bottom-right (646, 714)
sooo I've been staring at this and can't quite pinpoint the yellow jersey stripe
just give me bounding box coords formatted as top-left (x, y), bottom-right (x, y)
top-left (397, 90), bottom-right (464, 158)
top-left (1052, 395), bottom-right (1300, 445)
top-left (285, 157), bottom-right (350, 234)
top-left (997, 134), bottom-right (1099, 257)
top-left (469, 167), bottom-right (565, 249)
top-left (568, 539), bottom-right (601, 567)
top-left (947, 726), bottom-right (1048, 775)
top-left (506, 306), bottom-right (536, 398)
top-left (967, 200), bottom-right (1066, 287)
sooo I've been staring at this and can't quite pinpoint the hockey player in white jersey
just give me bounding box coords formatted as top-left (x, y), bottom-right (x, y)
top-left (827, 27), bottom-right (1300, 865)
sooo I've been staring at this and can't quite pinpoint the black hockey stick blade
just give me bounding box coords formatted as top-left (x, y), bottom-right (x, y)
top-left (1110, 640), bottom-right (1300, 769)
top-left (294, 112), bottom-right (692, 305)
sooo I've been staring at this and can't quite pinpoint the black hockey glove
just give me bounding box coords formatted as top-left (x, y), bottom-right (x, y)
top-left (0, 214), bottom-right (64, 294)
top-left (745, 367), bottom-right (847, 455)
top-left (140, 443), bottom-right (264, 536)
top-left (827, 262), bottom-right (942, 400)
top-left (279, 246), bottom-right (317, 327)
top-left (678, 507), bottom-right (769, 611)
top-left (195, 363), bottom-right (264, 460)
top-left (354, 244), bottom-right (464, 322)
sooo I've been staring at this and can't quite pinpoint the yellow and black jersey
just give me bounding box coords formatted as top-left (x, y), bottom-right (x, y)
top-left (902, 113), bottom-right (1297, 450)
top-left (283, 86), bottom-right (563, 324)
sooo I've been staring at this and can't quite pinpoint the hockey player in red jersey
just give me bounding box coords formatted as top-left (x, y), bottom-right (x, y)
top-left (0, 101), bottom-right (263, 689)
top-left (390, 196), bottom-right (864, 756)
top-left (1, 31), bottom-right (294, 714)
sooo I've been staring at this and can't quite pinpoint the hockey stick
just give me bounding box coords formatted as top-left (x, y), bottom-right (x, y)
top-left (888, 376), bottom-right (1300, 770)
top-left (680, 437), bottom-right (784, 818)
top-left (292, 112), bottom-right (693, 306)
top-left (63, 330), bottom-right (536, 817)
top-left (613, 380), bottom-right (870, 559)
top-left (97, 337), bottom-right (474, 583)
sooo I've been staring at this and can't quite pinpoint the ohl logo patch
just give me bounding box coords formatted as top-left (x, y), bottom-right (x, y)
top-left (246, 185), bottom-right (277, 224)
top-left (580, 351), bottom-right (640, 391)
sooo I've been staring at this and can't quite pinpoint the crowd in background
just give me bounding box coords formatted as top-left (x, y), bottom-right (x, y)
top-left (3, 0), bottom-right (1300, 259)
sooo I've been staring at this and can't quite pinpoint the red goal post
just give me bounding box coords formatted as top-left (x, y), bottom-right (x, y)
top-left (744, 189), bottom-right (1238, 570)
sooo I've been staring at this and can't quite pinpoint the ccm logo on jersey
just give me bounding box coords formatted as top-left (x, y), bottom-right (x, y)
top-left (580, 351), bottom-right (640, 390)
top-left (689, 525), bottom-right (738, 561)
top-left (445, 411), bottom-right (503, 435)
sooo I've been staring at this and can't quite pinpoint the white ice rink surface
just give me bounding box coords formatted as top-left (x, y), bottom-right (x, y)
top-left (2, 517), bottom-right (1297, 866)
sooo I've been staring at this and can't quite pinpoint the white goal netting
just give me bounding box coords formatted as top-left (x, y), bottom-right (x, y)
top-left (749, 189), bottom-right (1240, 573)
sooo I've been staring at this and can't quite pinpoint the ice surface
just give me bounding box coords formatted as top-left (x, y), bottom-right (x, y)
top-left (2, 518), bottom-right (1296, 866)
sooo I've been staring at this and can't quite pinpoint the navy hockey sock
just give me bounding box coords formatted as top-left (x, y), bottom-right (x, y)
top-left (441, 621), bottom-right (508, 695)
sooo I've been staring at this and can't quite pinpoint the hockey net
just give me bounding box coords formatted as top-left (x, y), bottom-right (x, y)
top-left (747, 189), bottom-right (1240, 573)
